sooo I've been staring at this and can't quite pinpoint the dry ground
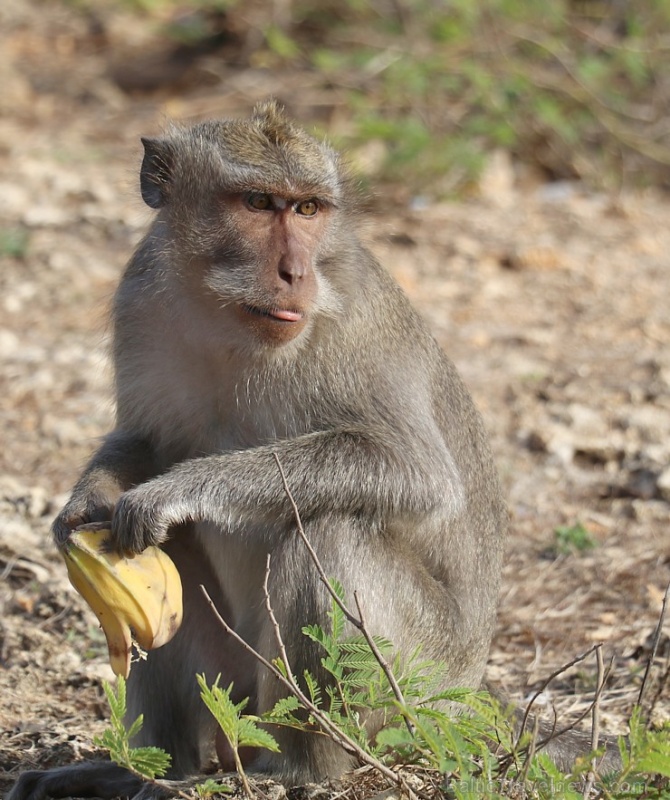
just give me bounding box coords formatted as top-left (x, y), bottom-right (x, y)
top-left (0, 1), bottom-right (669, 796)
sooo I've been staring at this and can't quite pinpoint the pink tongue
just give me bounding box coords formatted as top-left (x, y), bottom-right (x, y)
top-left (271, 309), bottom-right (302, 322)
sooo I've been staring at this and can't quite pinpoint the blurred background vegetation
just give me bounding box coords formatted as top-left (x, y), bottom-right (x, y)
top-left (59, 0), bottom-right (670, 198)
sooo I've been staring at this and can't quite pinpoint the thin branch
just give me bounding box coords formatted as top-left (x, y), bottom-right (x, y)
top-left (637, 578), bottom-right (670, 710)
top-left (647, 658), bottom-right (670, 720)
top-left (536, 659), bottom-right (613, 752)
top-left (272, 452), bottom-right (415, 737)
top-left (583, 644), bottom-right (605, 799)
top-left (261, 553), bottom-right (292, 680)
top-left (271, 453), bottom-right (358, 627)
top-left (199, 584), bottom-right (421, 800)
top-left (519, 713), bottom-right (541, 784)
top-left (510, 642), bottom-right (616, 770)
top-left (593, 649), bottom-right (611, 752)
top-left (353, 590), bottom-right (415, 737)
top-left (232, 746), bottom-right (255, 800)
top-left (517, 644), bottom-right (600, 745)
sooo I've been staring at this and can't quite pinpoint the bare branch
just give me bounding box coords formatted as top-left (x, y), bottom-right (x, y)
top-left (637, 578), bottom-right (670, 710)
top-left (353, 591), bottom-right (415, 737)
top-left (516, 643), bottom-right (600, 746)
top-left (583, 644), bottom-right (605, 799)
top-left (519, 712), bottom-right (541, 784)
top-left (273, 452), bottom-right (415, 737)
top-left (272, 452), bottom-right (360, 627)
top-left (261, 554), bottom-right (293, 680)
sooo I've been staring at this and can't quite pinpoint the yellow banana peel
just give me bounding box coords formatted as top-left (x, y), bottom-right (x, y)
top-left (60, 527), bottom-right (183, 678)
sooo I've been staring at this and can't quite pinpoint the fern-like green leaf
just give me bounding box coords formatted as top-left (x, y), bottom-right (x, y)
top-left (236, 719), bottom-right (280, 752)
top-left (195, 778), bottom-right (233, 796)
top-left (128, 747), bottom-right (172, 780)
top-left (322, 655), bottom-right (345, 680)
top-left (197, 674), bottom-right (248, 748)
top-left (327, 580), bottom-right (346, 641)
top-left (339, 636), bottom-right (394, 655)
top-left (635, 742), bottom-right (670, 776)
top-left (303, 670), bottom-right (322, 706)
top-left (126, 714), bottom-right (144, 740)
top-left (94, 678), bottom-right (171, 781)
top-left (273, 657), bottom-right (288, 678)
top-left (267, 696), bottom-right (301, 718)
top-left (198, 673), bottom-right (280, 760)
top-left (375, 726), bottom-right (416, 751)
top-left (302, 624), bottom-right (328, 647)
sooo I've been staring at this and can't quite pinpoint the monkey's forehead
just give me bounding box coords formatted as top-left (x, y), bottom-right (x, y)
top-left (175, 118), bottom-right (344, 203)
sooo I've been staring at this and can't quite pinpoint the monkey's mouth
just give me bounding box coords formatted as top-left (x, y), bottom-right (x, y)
top-left (241, 304), bottom-right (304, 323)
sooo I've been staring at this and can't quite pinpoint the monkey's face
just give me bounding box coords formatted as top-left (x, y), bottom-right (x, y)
top-left (139, 107), bottom-right (353, 353)
top-left (203, 190), bottom-right (328, 348)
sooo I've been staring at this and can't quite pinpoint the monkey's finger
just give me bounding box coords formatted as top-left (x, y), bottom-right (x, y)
top-left (110, 488), bottom-right (170, 555)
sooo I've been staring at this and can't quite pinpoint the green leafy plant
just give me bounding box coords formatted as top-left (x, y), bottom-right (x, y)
top-left (94, 600), bottom-right (670, 799)
top-left (611, 707), bottom-right (670, 792)
top-left (251, 578), bottom-right (670, 798)
top-left (197, 673), bottom-right (279, 796)
top-left (93, 677), bottom-right (171, 780)
top-left (554, 522), bottom-right (597, 555)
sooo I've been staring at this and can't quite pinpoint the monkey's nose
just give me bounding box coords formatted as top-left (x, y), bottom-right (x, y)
top-left (278, 258), bottom-right (305, 285)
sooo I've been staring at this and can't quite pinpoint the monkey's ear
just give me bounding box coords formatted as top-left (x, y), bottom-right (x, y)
top-left (140, 137), bottom-right (175, 209)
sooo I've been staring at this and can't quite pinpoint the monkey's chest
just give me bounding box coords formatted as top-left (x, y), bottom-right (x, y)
top-left (152, 384), bottom-right (305, 460)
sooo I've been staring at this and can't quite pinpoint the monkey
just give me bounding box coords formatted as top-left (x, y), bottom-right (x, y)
top-left (7, 102), bottom-right (610, 800)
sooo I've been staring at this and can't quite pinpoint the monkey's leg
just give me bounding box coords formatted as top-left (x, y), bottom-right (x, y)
top-left (250, 515), bottom-right (471, 786)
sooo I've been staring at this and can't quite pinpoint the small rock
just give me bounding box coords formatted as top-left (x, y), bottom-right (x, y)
top-left (657, 467), bottom-right (670, 502)
top-left (0, 328), bottom-right (20, 357)
top-left (0, 182), bottom-right (31, 217)
top-left (23, 205), bottom-right (74, 227)
top-left (633, 499), bottom-right (670, 523)
top-left (534, 180), bottom-right (579, 203)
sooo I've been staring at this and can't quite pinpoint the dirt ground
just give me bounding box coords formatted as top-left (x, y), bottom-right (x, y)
top-left (1, 1), bottom-right (669, 796)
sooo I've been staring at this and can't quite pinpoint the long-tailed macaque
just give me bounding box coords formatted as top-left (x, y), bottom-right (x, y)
top-left (10, 102), bottom-right (590, 800)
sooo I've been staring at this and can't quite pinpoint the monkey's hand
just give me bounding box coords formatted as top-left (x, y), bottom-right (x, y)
top-left (111, 476), bottom-right (183, 554)
top-left (53, 432), bottom-right (159, 546)
top-left (52, 477), bottom-right (122, 546)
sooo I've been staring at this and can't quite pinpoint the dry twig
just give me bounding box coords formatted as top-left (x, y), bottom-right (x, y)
top-left (272, 452), bottom-right (415, 738)
top-left (582, 644), bottom-right (605, 799)
top-left (637, 578), bottom-right (670, 711)
top-left (506, 641), bottom-right (615, 775)
top-left (517, 643), bottom-right (600, 747)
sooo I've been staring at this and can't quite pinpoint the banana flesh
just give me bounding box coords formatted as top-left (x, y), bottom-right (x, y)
top-left (60, 527), bottom-right (183, 678)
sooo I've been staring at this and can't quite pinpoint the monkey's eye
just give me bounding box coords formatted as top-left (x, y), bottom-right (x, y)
top-left (295, 199), bottom-right (319, 217)
top-left (246, 193), bottom-right (273, 211)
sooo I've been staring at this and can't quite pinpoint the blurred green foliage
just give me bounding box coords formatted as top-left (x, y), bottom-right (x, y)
top-left (554, 521), bottom-right (597, 555)
top-left (91, 0), bottom-right (670, 196)
top-left (0, 228), bottom-right (30, 259)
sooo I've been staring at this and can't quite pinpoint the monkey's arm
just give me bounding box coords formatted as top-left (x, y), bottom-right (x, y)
top-left (110, 426), bottom-right (463, 553)
top-left (53, 430), bottom-right (159, 544)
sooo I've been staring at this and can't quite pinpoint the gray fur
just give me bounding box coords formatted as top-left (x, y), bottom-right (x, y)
top-left (14, 102), bottom-right (512, 797)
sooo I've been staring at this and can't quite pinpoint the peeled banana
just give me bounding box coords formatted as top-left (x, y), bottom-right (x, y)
top-left (60, 526), bottom-right (183, 678)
